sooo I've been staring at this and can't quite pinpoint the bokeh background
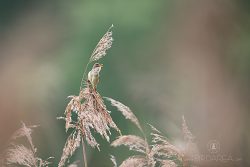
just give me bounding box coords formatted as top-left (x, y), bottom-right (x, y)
top-left (0, 0), bottom-right (250, 166)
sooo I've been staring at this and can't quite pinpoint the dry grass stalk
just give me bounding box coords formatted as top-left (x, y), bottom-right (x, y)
top-left (5, 122), bottom-right (52, 167)
top-left (149, 124), bottom-right (183, 162)
top-left (80, 25), bottom-right (114, 90)
top-left (59, 25), bottom-right (198, 167)
top-left (59, 25), bottom-right (121, 167)
top-left (111, 113), bottom-right (153, 167)
top-left (68, 164), bottom-right (78, 167)
top-left (58, 130), bottom-right (81, 167)
top-left (160, 160), bottom-right (177, 167)
top-left (62, 82), bottom-right (120, 149)
top-left (59, 83), bottom-right (121, 166)
top-left (181, 116), bottom-right (199, 167)
top-left (112, 125), bottom-right (183, 167)
top-left (90, 24), bottom-right (114, 62)
top-left (67, 161), bottom-right (79, 167)
top-left (6, 144), bottom-right (36, 166)
top-left (0, 155), bottom-right (4, 167)
top-left (110, 103), bottom-right (188, 167)
top-left (110, 155), bottom-right (117, 167)
top-left (111, 135), bottom-right (147, 154)
top-left (11, 121), bottom-right (38, 152)
top-left (119, 156), bottom-right (147, 167)
top-left (104, 97), bottom-right (143, 132)
top-left (182, 116), bottom-right (195, 142)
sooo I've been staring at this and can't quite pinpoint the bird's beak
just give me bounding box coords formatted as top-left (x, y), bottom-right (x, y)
top-left (100, 64), bottom-right (103, 67)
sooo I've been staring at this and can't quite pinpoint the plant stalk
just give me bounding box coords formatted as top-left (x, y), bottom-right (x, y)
top-left (80, 61), bottom-right (90, 91)
top-left (82, 138), bottom-right (88, 167)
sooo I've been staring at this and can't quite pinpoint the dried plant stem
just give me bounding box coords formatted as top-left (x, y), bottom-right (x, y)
top-left (80, 61), bottom-right (90, 91)
top-left (81, 138), bottom-right (88, 167)
top-left (79, 24), bottom-right (114, 91)
top-left (182, 156), bottom-right (188, 167)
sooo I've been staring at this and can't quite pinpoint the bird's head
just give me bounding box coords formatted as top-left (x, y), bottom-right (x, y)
top-left (93, 63), bottom-right (103, 69)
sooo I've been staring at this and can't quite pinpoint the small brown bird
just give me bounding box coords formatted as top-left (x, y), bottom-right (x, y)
top-left (88, 63), bottom-right (103, 90)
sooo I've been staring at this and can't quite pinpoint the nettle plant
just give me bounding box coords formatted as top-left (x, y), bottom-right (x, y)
top-left (2, 26), bottom-right (198, 167)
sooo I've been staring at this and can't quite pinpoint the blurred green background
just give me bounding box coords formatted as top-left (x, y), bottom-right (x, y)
top-left (1, 0), bottom-right (250, 166)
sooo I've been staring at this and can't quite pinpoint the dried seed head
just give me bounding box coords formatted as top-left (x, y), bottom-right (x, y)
top-left (111, 135), bottom-right (147, 154)
top-left (105, 97), bottom-right (142, 132)
top-left (181, 116), bottom-right (199, 158)
top-left (182, 115), bottom-right (195, 142)
top-left (59, 85), bottom-right (121, 165)
top-left (11, 122), bottom-right (38, 152)
top-left (119, 156), bottom-right (147, 167)
top-left (5, 145), bottom-right (36, 166)
top-left (149, 124), bottom-right (183, 164)
top-left (90, 25), bottom-right (114, 62)
top-left (161, 160), bottom-right (177, 167)
top-left (58, 131), bottom-right (81, 167)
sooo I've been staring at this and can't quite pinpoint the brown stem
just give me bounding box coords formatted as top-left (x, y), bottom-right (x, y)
top-left (182, 155), bottom-right (189, 167)
top-left (81, 138), bottom-right (88, 167)
top-left (80, 61), bottom-right (91, 91)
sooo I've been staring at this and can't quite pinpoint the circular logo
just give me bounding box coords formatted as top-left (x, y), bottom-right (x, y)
top-left (207, 140), bottom-right (220, 154)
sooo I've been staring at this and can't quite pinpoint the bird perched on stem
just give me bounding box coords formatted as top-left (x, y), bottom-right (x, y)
top-left (88, 63), bottom-right (103, 90)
